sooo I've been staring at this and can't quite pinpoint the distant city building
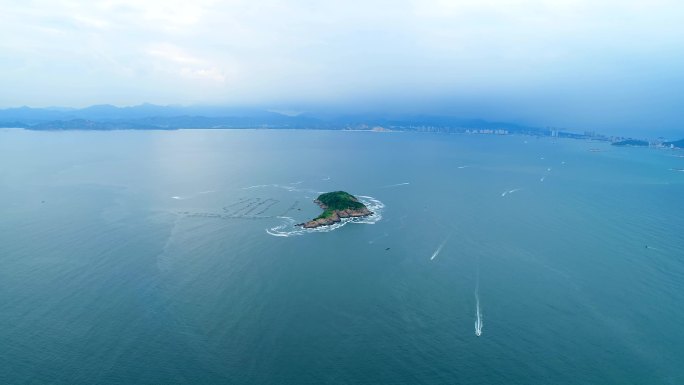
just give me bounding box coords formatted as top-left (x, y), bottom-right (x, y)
top-left (465, 129), bottom-right (508, 135)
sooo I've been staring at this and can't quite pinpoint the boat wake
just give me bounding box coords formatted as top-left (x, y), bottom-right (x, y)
top-left (381, 182), bottom-right (410, 188)
top-left (474, 260), bottom-right (483, 337)
top-left (430, 236), bottom-right (449, 261)
top-left (242, 182), bottom-right (321, 194)
top-left (475, 293), bottom-right (483, 337)
top-left (501, 188), bottom-right (522, 197)
top-left (243, 183), bottom-right (297, 191)
top-left (170, 190), bottom-right (216, 200)
top-left (266, 195), bottom-right (384, 237)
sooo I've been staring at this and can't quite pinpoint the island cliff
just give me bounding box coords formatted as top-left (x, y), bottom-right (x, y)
top-left (298, 191), bottom-right (372, 228)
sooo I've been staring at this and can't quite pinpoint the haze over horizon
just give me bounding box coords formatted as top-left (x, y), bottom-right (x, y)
top-left (2, 0), bottom-right (684, 135)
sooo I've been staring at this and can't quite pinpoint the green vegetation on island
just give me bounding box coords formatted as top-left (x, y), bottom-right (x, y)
top-left (314, 191), bottom-right (367, 219)
top-left (298, 191), bottom-right (372, 228)
top-left (611, 139), bottom-right (649, 146)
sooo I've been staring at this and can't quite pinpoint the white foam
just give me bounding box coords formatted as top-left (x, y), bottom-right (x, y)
top-left (242, 183), bottom-right (317, 193)
top-left (457, 165), bottom-right (469, 169)
top-left (381, 182), bottom-right (410, 188)
top-left (242, 184), bottom-right (270, 190)
top-left (475, 265), bottom-right (483, 337)
top-left (501, 188), bottom-right (522, 197)
top-left (265, 196), bottom-right (385, 237)
top-left (430, 236), bottom-right (449, 261)
top-left (475, 293), bottom-right (483, 337)
top-left (171, 190), bottom-right (216, 200)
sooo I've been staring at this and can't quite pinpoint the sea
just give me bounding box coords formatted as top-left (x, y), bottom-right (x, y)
top-left (1, 128), bottom-right (683, 384)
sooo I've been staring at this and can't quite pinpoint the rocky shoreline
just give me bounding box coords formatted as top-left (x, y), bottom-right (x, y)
top-left (297, 198), bottom-right (373, 229)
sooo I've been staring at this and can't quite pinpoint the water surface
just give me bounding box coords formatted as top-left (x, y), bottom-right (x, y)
top-left (1, 129), bottom-right (683, 384)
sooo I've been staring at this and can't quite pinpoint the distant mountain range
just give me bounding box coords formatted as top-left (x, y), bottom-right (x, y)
top-left (664, 139), bottom-right (684, 148)
top-left (2, 104), bottom-right (682, 146)
top-left (0, 104), bottom-right (547, 135)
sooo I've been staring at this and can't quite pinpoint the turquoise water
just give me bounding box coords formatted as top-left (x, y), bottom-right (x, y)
top-left (1, 129), bottom-right (683, 384)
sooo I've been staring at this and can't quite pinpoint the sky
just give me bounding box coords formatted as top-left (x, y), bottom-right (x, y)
top-left (1, 0), bottom-right (683, 134)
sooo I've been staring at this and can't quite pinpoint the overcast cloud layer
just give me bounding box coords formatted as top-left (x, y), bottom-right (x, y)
top-left (1, 0), bottom-right (683, 134)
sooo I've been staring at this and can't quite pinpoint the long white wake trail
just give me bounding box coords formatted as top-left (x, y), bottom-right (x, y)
top-left (430, 236), bottom-right (449, 261)
top-left (474, 264), bottom-right (483, 336)
top-left (475, 293), bottom-right (483, 336)
top-left (382, 182), bottom-right (410, 188)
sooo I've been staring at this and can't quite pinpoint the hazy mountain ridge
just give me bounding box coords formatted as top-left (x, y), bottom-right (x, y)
top-left (0, 104), bottom-right (546, 134)
top-left (663, 139), bottom-right (684, 148)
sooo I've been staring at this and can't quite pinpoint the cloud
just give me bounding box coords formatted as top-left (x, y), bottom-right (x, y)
top-left (147, 43), bottom-right (204, 65)
top-left (1, 0), bottom-right (683, 132)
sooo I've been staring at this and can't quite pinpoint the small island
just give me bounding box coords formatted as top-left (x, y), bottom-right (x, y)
top-left (297, 191), bottom-right (372, 229)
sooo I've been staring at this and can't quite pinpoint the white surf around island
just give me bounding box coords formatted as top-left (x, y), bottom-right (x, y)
top-left (430, 236), bottom-right (450, 261)
top-left (266, 195), bottom-right (385, 237)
